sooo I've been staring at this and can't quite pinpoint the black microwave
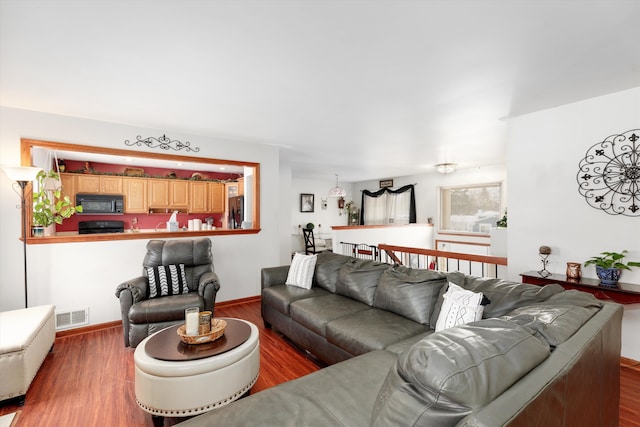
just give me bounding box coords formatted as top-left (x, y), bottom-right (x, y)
top-left (76, 193), bottom-right (124, 214)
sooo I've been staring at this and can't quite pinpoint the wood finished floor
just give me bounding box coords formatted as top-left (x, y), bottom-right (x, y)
top-left (1, 299), bottom-right (638, 427)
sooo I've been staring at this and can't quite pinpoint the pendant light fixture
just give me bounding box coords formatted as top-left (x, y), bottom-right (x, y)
top-left (328, 174), bottom-right (347, 198)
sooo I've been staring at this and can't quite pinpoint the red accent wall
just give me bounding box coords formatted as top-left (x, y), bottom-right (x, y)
top-left (57, 212), bottom-right (224, 232)
top-left (56, 160), bottom-right (236, 232)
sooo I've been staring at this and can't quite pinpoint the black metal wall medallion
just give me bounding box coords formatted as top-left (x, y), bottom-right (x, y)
top-left (577, 129), bottom-right (640, 216)
top-left (124, 134), bottom-right (200, 152)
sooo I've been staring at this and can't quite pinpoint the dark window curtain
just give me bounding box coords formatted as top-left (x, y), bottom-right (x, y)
top-left (360, 184), bottom-right (416, 225)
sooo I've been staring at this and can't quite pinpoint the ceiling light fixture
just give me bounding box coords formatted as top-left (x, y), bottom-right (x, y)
top-left (435, 163), bottom-right (457, 174)
top-left (329, 174), bottom-right (347, 198)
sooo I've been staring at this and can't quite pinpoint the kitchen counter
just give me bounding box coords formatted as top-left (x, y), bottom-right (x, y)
top-left (25, 227), bottom-right (260, 245)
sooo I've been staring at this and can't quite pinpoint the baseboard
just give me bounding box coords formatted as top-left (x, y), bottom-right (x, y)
top-left (56, 320), bottom-right (121, 338)
top-left (53, 296), bottom-right (262, 338)
top-left (621, 356), bottom-right (640, 371)
top-left (216, 295), bottom-right (261, 308)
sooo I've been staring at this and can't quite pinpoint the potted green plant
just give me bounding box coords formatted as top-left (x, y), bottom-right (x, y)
top-left (496, 208), bottom-right (507, 228)
top-left (32, 170), bottom-right (83, 236)
top-left (583, 250), bottom-right (640, 287)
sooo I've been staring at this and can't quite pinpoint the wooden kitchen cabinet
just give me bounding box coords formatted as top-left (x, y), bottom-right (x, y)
top-left (170, 180), bottom-right (189, 207)
top-left (76, 175), bottom-right (100, 193)
top-left (59, 173), bottom-right (77, 204)
top-left (101, 176), bottom-right (123, 194)
top-left (75, 174), bottom-right (122, 194)
top-left (209, 183), bottom-right (224, 213)
top-left (148, 179), bottom-right (169, 207)
top-left (237, 178), bottom-right (244, 196)
top-left (122, 177), bottom-right (148, 213)
top-left (189, 181), bottom-right (209, 213)
top-left (149, 179), bottom-right (188, 209)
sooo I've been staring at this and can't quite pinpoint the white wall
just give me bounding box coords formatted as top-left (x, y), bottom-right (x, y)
top-left (507, 87), bottom-right (640, 359)
top-left (290, 177), bottom-right (352, 233)
top-left (353, 166), bottom-right (507, 247)
top-left (0, 107), bottom-right (286, 325)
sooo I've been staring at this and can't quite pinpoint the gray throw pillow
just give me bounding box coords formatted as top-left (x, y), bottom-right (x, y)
top-left (371, 319), bottom-right (550, 427)
top-left (314, 252), bottom-right (354, 292)
top-left (503, 290), bottom-right (602, 347)
top-left (374, 266), bottom-right (447, 324)
top-left (430, 272), bottom-right (565, 325)
top-left (335, 259), bottom-right (390, 306)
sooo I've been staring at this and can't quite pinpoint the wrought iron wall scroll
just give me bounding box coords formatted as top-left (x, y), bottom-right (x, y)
top-left (577, 129), bottom-right (639, 216)
top-left (124, 134), bottom-right (200, 153)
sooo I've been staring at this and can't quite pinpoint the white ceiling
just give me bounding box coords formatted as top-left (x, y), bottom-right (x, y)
top-left (1, 1), bottom-right (639, 182)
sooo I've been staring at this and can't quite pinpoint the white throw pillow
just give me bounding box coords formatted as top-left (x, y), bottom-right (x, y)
top-left (285, 253), bottom-right (317, 289)
top-left (435, 282), bottom-right (485, 332)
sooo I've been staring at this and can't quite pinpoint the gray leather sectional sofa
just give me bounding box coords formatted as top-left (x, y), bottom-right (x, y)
top-left (179, 251), bottom-right (623, 426)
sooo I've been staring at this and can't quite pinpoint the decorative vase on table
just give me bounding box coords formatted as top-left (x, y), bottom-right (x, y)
top-left (566, 262), bottom-right (582, 280)
top-left (596, 266), bottom-right (621, 288)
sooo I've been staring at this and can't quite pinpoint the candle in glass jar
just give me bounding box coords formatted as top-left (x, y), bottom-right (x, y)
top-left (185, 307), bottom-right (199, 335)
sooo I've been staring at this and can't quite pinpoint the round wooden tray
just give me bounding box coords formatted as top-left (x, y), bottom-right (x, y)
top-left (177, 318), bottom-right (226, 345)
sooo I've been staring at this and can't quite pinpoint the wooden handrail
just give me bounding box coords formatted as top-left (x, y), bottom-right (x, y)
top-left (378, 244), bottom-right (508, 266)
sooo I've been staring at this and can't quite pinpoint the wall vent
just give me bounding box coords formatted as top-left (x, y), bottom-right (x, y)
top-left (55, 307), bottom-right (89, 330)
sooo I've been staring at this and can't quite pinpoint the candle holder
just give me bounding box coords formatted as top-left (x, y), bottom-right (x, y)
top-left (185, 307), bottom-right (199, 336)
top-left (538, 246), bottom-right (551, 278)
top-left (199, 311), bottom-right (212, 335)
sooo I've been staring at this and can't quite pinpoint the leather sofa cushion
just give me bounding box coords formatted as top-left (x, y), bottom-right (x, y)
top-left (384, 331), bottom-right (434, 355)
top-left (335, 259), bottom-right (390, 306)
top-left (128, 292), bottom-right (203, 323)
top-left (371, 319), bottom-right (550, 427)
top-left (262, 284), bottom-right (331, 316)
top-left (326, 309), bottom-right (430, 356)
top-left (503, 290), bottom-right (602, 347)
top-left (290, 294), bottom-right (370, 337)
top-left (176, 350), bottom-right (397, 427)
top-left (430, 273), bottom-right (565, 328)
top-left (374, 265), bottom-right (447, 324)
top-left (314, 251), bottom-right (354, 292)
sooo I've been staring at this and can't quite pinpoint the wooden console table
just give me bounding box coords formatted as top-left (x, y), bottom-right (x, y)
top-left (520, 271), bottom-right (640, 305)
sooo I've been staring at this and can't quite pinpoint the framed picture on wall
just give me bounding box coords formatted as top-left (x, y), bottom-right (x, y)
top-left (300, 193), bottom-right (314, 212)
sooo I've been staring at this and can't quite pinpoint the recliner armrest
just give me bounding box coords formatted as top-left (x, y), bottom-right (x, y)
top-left (115, 276), bottom-right (148, 303)
top-left (199, 271), bottom-right (221, 312)
top-left (198, 271), bottom-right (221, 295)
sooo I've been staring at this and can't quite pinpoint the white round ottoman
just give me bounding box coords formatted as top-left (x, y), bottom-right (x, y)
top-left (134, 318), bottom-right (259, 421)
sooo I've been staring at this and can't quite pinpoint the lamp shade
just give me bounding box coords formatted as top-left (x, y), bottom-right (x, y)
top-left (328, 186), bottom-right (347, 197)
top-left (329, 173), bottom-right (347, 197)
top-left (3, 166), bottom-right (42, 182)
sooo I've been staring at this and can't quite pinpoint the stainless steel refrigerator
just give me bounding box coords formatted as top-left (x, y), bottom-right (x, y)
top-left (228, 196), bottom-right (244, 229)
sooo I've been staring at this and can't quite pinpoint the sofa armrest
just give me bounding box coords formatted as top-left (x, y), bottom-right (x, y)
top-left (261, 265), bottom-right (290, 289)
top-left (199, 271), bottom-right (221, 312)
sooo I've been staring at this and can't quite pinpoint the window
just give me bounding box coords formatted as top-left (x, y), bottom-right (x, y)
top-left (361, 185), bottom-right (416, 225)
top-left (440, 183), bottom-right (502, 233)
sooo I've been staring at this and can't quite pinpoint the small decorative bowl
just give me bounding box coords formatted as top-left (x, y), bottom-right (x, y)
top-left (177, 318), bottom-right (226, 345)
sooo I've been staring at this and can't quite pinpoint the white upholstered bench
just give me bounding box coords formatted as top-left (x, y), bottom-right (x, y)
top-left (0, 305), bottom-right (56, 405)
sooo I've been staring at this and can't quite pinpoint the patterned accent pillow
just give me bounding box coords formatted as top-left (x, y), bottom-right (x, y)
top-left (435, 282), bottom-right (484, 332)
top-left (146, 264), bottom-right (189, 299)
top-left (285, 253), bottom-right (317, 289)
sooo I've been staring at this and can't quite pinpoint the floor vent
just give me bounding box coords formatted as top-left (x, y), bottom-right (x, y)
top-left (55, 308), bottom-right (89, 330)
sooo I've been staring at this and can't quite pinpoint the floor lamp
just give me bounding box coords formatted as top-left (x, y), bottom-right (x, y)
top-left (3, 166), bottom-right (42, 308)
